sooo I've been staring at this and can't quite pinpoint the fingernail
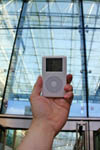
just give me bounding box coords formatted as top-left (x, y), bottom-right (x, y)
top-left (37, 76), bottom-right (41, 81)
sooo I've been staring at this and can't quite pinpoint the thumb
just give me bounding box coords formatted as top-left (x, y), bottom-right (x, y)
top-left (31, 76), bottom-right (43, 97)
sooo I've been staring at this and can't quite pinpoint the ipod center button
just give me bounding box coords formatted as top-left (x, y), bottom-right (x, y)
top-left (51, 81), bottom-right (57, 87)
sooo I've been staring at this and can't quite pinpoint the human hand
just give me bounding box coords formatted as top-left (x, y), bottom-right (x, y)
top-left (30, 74), bottom-right (73, 137)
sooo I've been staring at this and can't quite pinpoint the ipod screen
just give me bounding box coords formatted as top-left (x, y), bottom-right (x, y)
top-left (46, 58), bottom-right (62, 72)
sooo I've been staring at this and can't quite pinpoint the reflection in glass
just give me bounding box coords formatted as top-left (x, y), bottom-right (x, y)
top-left (0, 0), bottom-right (87, 116)
top-left (94, 130), bottom-right (100, 150)
top-left (0, 0), bottom-right (22, 110)
top-left (1, 0), bottom-right (100, 117)
top-left (3, 28), bottom-right (87, 116)
top-left (22, 0), bottom-right (79, 28)
top-left (86, 29), bottom-right (100, 117)
top-left (0, 129), bottom-right (85, 150)
top-left (0, 0), bottom-right (22, 28)
top-left (83, 0), bottom-right (100, 28)
top-left (0, 129), bottom-right (27, 150)
top-left (53, 132), bottom-right (85, 150)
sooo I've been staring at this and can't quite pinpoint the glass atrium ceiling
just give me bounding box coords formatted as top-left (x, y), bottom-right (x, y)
top-left (0, 0), bottom-right (100, 117)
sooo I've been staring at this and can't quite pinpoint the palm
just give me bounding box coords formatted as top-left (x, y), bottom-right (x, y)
top-left (32, 95), bottom-right (70, 133)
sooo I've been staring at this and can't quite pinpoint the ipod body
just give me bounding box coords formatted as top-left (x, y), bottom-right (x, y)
top-left (42, 56), bottom-right (66, 97)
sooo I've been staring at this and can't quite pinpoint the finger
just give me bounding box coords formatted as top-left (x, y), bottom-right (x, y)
top-left (64, 91), bottom-right (74, 105)
top-left (31, 76), bottom-right (43, 97)
top-left (66, 74), bottom-right (73, 84)
top-left (64, 84), bottom-right (73, 92)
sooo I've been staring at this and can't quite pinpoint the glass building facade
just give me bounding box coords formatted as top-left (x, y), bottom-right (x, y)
top-left (0, 0), bottom-right (100, 149)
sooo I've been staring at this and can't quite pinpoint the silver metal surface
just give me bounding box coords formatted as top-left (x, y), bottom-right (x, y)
top-left (3, 130), bottom-right (7, 150)
top-left (90, 121), bottom-right (100, 131)
top-left (90, 131), bottom-right (94, 150)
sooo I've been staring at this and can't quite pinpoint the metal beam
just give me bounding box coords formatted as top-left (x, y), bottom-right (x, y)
top-left (48, 1), bottom-right (55, 55)
top-left (78, 0), bottom-right (89, 116)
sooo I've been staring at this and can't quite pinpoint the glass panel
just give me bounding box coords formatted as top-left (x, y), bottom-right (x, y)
top-left (0, 0), bottom-right (22, 28)
top-left (94, 130), bottom-right (100, 150)
top-left (0, 29), bottom-right (16, 109)
top-left (0, 0), bottom-right (22, 110)
top-left (14, 130), bottom-right (27, 149)
top-left (0, 0), bottom-right (87, 117)
top-left (53, 131), bottom-right (85, 150)
top-left (21, 0), bottom-right (79, 28)
top-left (83, 0), bottom-right (100, 28)
top-left (0, 129), bottom-right (85, 150)
top-left (6, 130), bottom-right (14, 150)
top-left (2, 28), bottom-right (87, 117)
top-left (0, 129), bottom-right (27, 150)
top-left (86, 29), bottom-right (100, 117)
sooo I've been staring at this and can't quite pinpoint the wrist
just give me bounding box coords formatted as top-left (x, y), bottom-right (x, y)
top-left (30, 118), bottom-right (55, 138)
top-left (26, 118), bottom-right (55, 150)
top-left (18, 119), bottom-right (55, 150)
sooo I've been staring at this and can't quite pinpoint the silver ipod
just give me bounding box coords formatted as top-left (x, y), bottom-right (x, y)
top-left (42, 56), bottom-right (67, 97)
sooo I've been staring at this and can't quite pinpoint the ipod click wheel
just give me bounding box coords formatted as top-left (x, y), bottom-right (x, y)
top-left (42, 56), bottom-right (67, 97)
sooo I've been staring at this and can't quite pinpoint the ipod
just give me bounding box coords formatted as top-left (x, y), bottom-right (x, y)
top-left (42, 56), bottom-right (66, 97)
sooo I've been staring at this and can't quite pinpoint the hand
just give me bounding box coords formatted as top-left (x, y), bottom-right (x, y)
top-left (18, 75), bottom-right (74, 150)
top-left (30, 74), bottom-right (73, 136)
